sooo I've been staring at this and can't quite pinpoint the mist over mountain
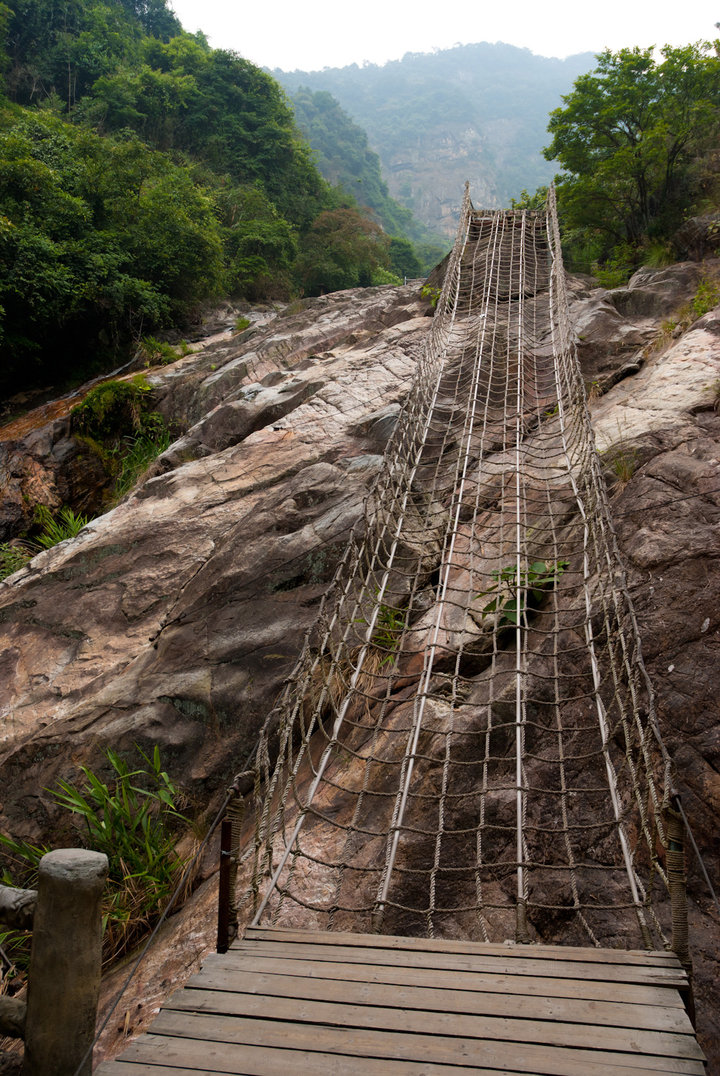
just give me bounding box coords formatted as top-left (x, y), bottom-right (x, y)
top-left (275, 43), bottom-right (597, 236)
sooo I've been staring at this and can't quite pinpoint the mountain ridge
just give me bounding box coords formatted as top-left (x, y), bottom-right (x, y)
top-left (274, 42), bottom-right (597, 235)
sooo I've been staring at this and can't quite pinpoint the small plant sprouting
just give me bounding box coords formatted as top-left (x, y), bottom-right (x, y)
top-left (234, 315), bottom-right (251, 333)
top-left (0, 507), bottom-right (92, 582)
top-left (603, 445), bottom-right (638, 489)
top-left (476, 559), bottom-right (569, 628)
top-left (420, 283), bottom-right (441, 308)
top-left (33, 505), bottom-right (89, 549)
top-left (355, 595), bottom-right (407, 666)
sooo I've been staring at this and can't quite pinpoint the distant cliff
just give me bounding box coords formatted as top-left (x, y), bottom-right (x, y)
top-left (275, 43), bottom-right (596, 235)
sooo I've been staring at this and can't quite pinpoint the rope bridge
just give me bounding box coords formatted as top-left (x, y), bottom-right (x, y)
top-left (236, 185), bottom-right (683, 958)
top-left (101, 187), bottom-right (706, 1075)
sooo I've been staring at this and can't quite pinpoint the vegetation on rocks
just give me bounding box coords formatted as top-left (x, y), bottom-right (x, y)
top-left (71, 376), bottom-right (172, 499)
top-left (0, 505), bottom-right (90, 580)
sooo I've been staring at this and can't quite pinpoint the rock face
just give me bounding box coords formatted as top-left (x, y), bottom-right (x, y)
top-left (0, 284), bottom-right (431, 816)
top-left (1, 267), bottom-right (719, 1065)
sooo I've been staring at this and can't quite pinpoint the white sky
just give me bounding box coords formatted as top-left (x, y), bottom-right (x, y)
top-left (168, 0), bottom-right (718, 71)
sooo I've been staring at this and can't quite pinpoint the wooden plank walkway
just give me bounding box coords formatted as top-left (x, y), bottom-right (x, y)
top-left (98, 926), bottom-right (706, 1075)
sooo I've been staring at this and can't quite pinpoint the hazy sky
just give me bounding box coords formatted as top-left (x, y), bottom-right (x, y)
top-left (169, 0), bottom-right (718, 71)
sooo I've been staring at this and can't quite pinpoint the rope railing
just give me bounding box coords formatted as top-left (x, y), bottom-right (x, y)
top-left (237, 186), bottom-right (686, 954)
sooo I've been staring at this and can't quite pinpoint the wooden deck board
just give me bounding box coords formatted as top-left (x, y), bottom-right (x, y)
top-left (242, 927), bottom-right (681, 967)
top-left (99, 927), bottom-right (706, 1075)
top-left (162, 986), bottom-right (698, 1055)
top-left (226, 939), bottom-right (688, 987)
top-left (196, 952), bottom-right (686, 1008)
top-left (166, 972), bottom-right (690, 1032)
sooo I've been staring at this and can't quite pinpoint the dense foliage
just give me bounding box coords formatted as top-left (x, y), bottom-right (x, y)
top-left (544, 42), bottom-right (720, 273)
top-left (0, 111), bottom-right (224, 388)
top-left (0, 0), bottom-right (423, 397)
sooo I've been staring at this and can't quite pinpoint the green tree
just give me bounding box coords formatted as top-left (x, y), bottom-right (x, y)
top-left (545, 43), bottom-right (720, 268)
top-left (295, 208), bottom-right (390, 295)
top-left (389, 236), bottom-right (423, 279)
top-left (0, 113), bottom-right (223, 393)
top-left (219, 184), bottom-right (297, 300)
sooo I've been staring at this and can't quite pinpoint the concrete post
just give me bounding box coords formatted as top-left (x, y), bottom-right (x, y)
top-left (21, 849), bottom-right (108, 1076)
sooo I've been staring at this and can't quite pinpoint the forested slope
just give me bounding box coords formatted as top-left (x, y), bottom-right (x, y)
top-left (0, 0), bottom-right (415, 398)
top-left (288, 87), bottom-right (446, 271)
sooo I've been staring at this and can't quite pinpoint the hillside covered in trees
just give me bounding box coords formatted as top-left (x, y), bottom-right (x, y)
top-left (275, 44), bottom-right (597, 236)
top-left (0, 0), bottom-right (431, 399)
top-left (287, 87), bottom-right (445, 272)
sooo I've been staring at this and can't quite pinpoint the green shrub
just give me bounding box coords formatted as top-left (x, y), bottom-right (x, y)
top-left (71, 377), bottom-right (173, 499)
top-left (72, 377), bottom-right (153, 443)
top-left (420, 283), bottom-right (441, 308)
top-left (0, 745), bottom-right (190, 974)
top-left (594, 246), bottom-right (632, 288)
top-left (234, 315), bottom-right (251, 333)
top-left (477, 559), bottom-right (569, 627)
top-left (139, 336), bottom-right (183, 366)
top-left (371, 266), bottom-right (402, 286)
top-left (691, 277), bottom-right (720, 319)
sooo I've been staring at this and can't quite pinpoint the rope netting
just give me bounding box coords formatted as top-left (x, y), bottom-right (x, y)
top-left (236, 185), bottom-right (678, 951)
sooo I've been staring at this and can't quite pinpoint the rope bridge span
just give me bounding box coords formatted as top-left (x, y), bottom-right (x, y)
top-left (100, 187), bottom-right (706, 1074)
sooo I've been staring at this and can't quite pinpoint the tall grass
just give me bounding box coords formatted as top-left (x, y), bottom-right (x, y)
top-left (0, 506), bottom-right (90, 582)
top-left (114, 425), bottom-right (172, 499)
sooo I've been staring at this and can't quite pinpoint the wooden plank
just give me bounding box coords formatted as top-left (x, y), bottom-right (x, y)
top-left (100, 1039), bottom-right (518, 1075)
top-left (225, 940), bottom-right (688, 986)
top-left (195, 953), bottom-right (685, 1008)
top-left (168, 967), bottom-right (691, 1033)
top-left (139, 1012), bottom-right (708, 1075)
top-left (243, 927), bottom-right (682, 968)
top-left (161, 986), bottom-right (702, 1059)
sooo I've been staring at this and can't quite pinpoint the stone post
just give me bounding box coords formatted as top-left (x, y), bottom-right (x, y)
top-left (21, 849), bottom-right (108, 1076)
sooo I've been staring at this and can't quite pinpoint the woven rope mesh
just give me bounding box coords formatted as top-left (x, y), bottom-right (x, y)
top-left (240, 186), bottom-right (674, 949)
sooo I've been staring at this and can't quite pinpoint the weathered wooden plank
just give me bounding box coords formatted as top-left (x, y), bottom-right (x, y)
top-left (159, 987), bottom-right (702, 1059)
top-left (226, 940), bottom-right (688, 986)
top-left (139, 1013), bottom-right (708, 1075)
top-left (99, 1041), bottom-right (517, 1075)
top-left (166, 968), bottom-right (691, 1033)
top-left (195, 952), bottom-right (685, 1008)
top-left (98, 1066), bottom-right (219, 1076)
top-left (243, 927), bottom-right (681, 968)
